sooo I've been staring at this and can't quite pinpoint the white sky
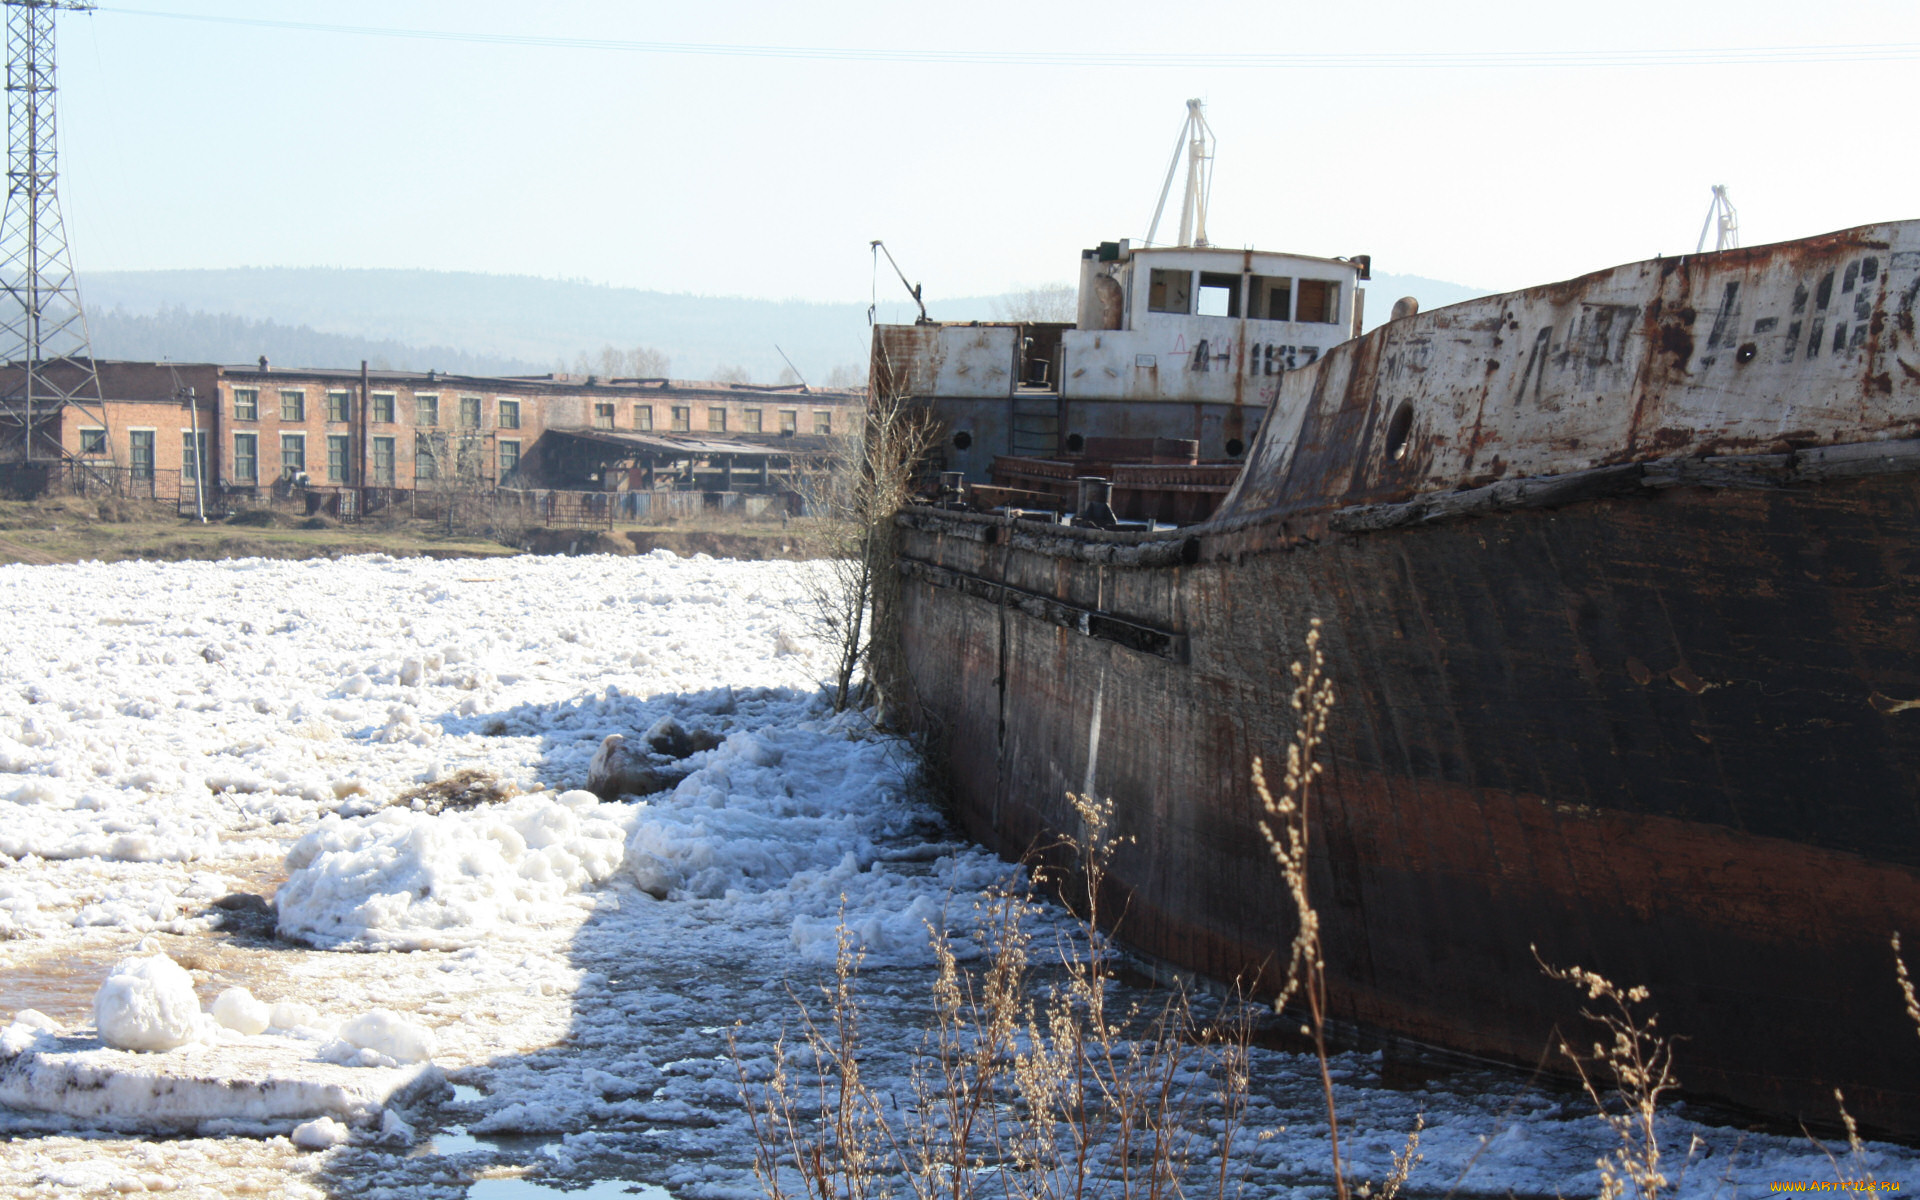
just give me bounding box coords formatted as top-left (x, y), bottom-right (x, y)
top-left (54, 0), bottom-right (1920, 303)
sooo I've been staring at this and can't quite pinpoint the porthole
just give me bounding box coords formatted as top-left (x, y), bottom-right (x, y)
top-left (1736, 341), bottom-right (1757, 364)
top-left (1225, 438), bottom-right (1245, 457)
top-left (952, 430), bottom-right (973, 450)
top-left (1066, 433), bottom-right (1085, 453)
top-left (1384, 402), bottom-right (1415, 462)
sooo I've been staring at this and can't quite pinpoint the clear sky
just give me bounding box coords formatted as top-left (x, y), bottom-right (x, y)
top-left (51, 0), bottom-right (1920, 304)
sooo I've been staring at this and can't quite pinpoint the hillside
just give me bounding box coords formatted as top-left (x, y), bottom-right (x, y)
top-left (79, 266), bottom-right (1491, 381)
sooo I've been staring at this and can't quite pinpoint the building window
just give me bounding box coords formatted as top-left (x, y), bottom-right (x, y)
top-left (813, 411), bottom-right (832, 435)
top-left (79, 427), bottom-right (106, 456)
top-left (372, 436), bottom-right (396, 485)
top-left (281, 433), bottom-right (306, 475)
top-left (327, 434), bottom-right (349, 483)
top-left (1295, 279), bottom-right (1340, 324)
top-left (182, 431), bottom-right (206, 483)
top-left (460, 396), bottom-right (482, 428)
top-left (233, 388), bottom-right (258, 421)
top-left (671, 405), bottom-right (690, 432)
top-left (280, 389), bottom-right (306, 421)
top-left (1148, 268), bottom-right (1192, 315)
top-left (498, 399), bottom-right (521, 430)
top-left (742, 408), bottom-right (763, 433)
top-left (233, 433), bottom-right (258, 483)
top-left (708, 407), bottom-right (727, 433)
top-left (128, 430), bottom-right (155, 481)
top-left (1251, 275), bottom-right (1292, 322)
top-left (372, 392), bottom-right (396, 423)
top-left (498, 439), bottom-right (521, 479)
top-left (593, 402), bottom-right (616, 430)
top-left (633, 404), bottom-right (652, 431)
top-left (414, 433), bottom-right (439, 481)
top-left (417, 394), bottom-right (439, 427)
top-left (327, 390), bottom-right (351, 422)
top-left (779, 409), bottom-right (798, 435)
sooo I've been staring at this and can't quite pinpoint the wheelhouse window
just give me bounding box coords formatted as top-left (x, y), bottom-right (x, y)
top-left (1148, 268), bottom-right (1192, 315)
top-left (233, 388), bottom-right (258, 421)
top-left (280, 389), bottom-right (306, 421)
top-left (1196, 272), bottom-right (1241, 318)
top-left (1295, 279), bottom-right (1341, 324)
top-left (1251, 275), bottom-right (1292, 321)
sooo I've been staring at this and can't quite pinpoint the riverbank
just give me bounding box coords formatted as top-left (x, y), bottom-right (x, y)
top-left (0, 498), bottom-right (817, 565)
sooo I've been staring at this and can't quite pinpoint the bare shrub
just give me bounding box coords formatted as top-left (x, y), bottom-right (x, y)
top-left (793, 386), bottom-right (938, 716)
top-left (1539, 958), bottom-right (1679, 1200)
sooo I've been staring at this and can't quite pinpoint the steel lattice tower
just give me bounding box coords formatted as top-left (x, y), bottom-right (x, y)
top-left (0, 0), bottom-right (104, 465)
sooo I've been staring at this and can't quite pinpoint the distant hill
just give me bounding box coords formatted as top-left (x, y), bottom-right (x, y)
top-left (87, 305), bottom-right (546, 376)
top-left (78, 266), bottom-right (1492, 381)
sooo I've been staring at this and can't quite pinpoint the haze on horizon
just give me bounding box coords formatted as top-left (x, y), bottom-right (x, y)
top-left (55, 0), bottom-right (1920, 308)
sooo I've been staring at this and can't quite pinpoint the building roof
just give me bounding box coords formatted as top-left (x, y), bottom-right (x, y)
top-left (544, 429), bottom-right (836, 460)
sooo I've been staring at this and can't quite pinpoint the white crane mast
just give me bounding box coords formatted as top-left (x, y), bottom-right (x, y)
top-left (1696, 184), bottom-right (1740, 254)
top-left (1146, 98), bottom-right (1215, 248)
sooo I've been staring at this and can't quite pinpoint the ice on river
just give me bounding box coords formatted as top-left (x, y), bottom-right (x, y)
top-left (0, 550), bottom-right (1911, 1199)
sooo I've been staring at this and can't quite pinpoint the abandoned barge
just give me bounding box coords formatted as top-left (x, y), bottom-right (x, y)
top-left (884, 220), bottom-right (1920, 1136)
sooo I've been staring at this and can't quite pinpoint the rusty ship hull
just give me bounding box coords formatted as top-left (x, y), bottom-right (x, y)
top-left (890, 221), bottom-right (1920, 1135)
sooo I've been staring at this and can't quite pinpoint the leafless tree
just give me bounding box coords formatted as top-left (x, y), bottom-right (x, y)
top-left (415, 429), bottom-right (494, 536)
top-left (775, 364), bottom-right (802, 387)
top-left (626, 346), bottom-right (670, 378)
top-left (712, 363), bottom-right (753, 385)
top-left (823, 362), bottom-right (867, 390)
top-left (992, 281), bottom-right (1077, 323)
top-left (794, 385), bottom-right (938, 716)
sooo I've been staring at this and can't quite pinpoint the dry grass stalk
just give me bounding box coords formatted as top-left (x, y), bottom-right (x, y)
top-left (1539, 959), bottom-right (1678, 1200)
top-left (1253, 615), bottom-right (1351, 1200)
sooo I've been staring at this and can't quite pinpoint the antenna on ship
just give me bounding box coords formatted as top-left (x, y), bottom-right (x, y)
top-left (1696, 185), bottom-right (1739, 254)
top-left (1145, 98), bottom-right (1214, 248)
top-left (0, 0), bottom-right (108, 471)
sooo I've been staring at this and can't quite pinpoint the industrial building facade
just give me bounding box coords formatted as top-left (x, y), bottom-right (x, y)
top-left (1, 360), bottom-right (862, 501)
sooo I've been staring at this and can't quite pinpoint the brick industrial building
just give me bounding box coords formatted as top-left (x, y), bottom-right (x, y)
top-left (0, 359), bottom-right (865, 506)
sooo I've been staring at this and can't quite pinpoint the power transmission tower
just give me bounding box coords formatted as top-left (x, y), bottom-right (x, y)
top-left (1696, 184), bottom-right (1739, 254)
top-left (0, 0), bottom-right (106, 468)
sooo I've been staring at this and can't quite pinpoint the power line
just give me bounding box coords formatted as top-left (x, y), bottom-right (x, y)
top-left (86, 8), bottom-right (1920, 70)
